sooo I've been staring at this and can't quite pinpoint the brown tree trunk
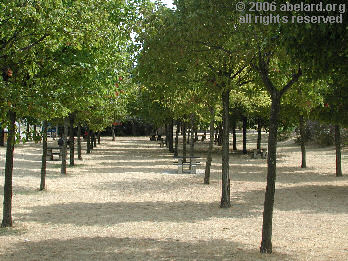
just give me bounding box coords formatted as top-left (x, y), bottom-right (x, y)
top-left (204, 107), bottom-right (215, 184)
top-left (112, 125), bottom-right (116, 141)
top-left (335, 124), bottom-right (342, 177)
top-left (257, 118), bottom-right (262, 151)
top-left (217, 124), bottom-right (222, 146)
top-left (77, 124), bottom-right (82, 160)
top-left (232, 119), bottom-right (237, 151)
top-left (260, 96), bottom-right (280, 253)
top-left (61, 117), bottom-right (68, 175)
top-left (1, 110), bottom-right (16, 227)
top-left (220, 90), bottom-right (231, 208)
top-left (174, 121), bottom-right (180, 157)
top-left (190, 114), bottom-right (195, 157)
top-left (92, 131), bottom-right (96, 147)
top-left (168, 120), bottom-right (174, 153)
top-left (0, 125), bottom-right (5, 146)
top-left (97, 132), bottom-right (101, 144)
top-left (87, 126), bottom-right (91, 154)
top-left (299, 115), bottom-right (306, 168)
top-left (182, 121), bottom-right (187, 162)
top-left (40, 120), bottom-right (48, 191)
top-left (242, 116), bottom-right (247, 154)
top-left (69, 114), bottom-right (75, 166)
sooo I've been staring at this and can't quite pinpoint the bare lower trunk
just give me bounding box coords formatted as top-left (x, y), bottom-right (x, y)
top-left (97, 132), bottom-right (101, 144)
top-left (182, 122), bottom-right (187, 162)
top-left (220, 90), bottom-right (231, 208)
top-left (232, 119), bottom-right (237, 151)
top-left (204, 107), bottom-right (215, 184)
top-left (1, 110), bottom-right (16, 227)
top-left (257, 119), bottom-right (262, 150)
top-left (87, 126), bottom-right (91, 154)
top-left (335, 125), bottom-right (342, 177)
top-left (242, 116), bottom-right (247, 154)
top-left (299, 115), bottom-right (306, 168)
top-left (190, 114), bottom-right (195, 157)
top-left (174, 122), bottom-right (180, 157)
top-left (69, 114), bottom-right (75, 166)
top-left (112, 126), bottom-right (116, 141)
top-left (168, 120), bottom-right (174, 153)
top-left (77, 124), bottom-right (82, 160)
top-left (0, 125), bottom-right (5, 146)
top-left (61, 117), bottom-right (69, 175)
top-left (40, 120), bottom-right (48, 190)
top-left (93, 132), bottom-right (96, 147)
top-left (260, 96), bottom-right (280, 253)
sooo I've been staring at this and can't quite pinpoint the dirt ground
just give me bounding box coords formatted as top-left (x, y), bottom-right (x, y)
top-left (0, 133), bottom-right (347, 260)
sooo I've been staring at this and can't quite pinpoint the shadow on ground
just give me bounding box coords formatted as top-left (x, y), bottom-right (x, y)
top-left (0, 236), bottom-right (290, 261)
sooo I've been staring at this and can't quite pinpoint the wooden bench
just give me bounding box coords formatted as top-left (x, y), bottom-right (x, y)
top-left (46, 147), bottom-right (62, 161)
top-left (173, 157), bottom-right (201, 174)
top-left (158, 138), bottom-right (165, 147)
top-left (252, 149), bottom-right (267, 159)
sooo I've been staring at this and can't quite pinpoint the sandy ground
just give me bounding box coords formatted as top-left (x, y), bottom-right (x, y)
top-left (0, 133), bottom-right (347, 261)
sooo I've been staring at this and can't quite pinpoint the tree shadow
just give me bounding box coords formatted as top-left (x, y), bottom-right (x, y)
top-left (0, 236), bottom-right (290, 261)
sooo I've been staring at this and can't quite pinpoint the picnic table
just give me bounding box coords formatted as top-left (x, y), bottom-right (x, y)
top-left (46, 146), bottom-right (63, 161)
top-left (174, 156), bottom-right (201, 174)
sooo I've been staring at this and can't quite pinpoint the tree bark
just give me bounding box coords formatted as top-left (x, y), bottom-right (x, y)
top-left (190, 114), bottom-right (195, 157)
top-left (1, 110), bottom-right (16, 227)
top-left (232, 119), bottom-right (237, 151)
top-left (26, 122), bottom-right (30, 141)
top-left (93, 131), bottom-right (97, 147)
top-left (168, 120), bottom-right (174, 153)
top-left (260, 96), bottom-right (280, 253)
top-left (87, 126), bottom-right (91, 154)
top-left (242, 116), bottom-right (247, 154)
top-left (0, 125), bottom-right (4, 146)
top-left (40, 120), bottom-right (48, 191)
top-left (257, 118), bottom-right (262, 151)
top-left (61, 117), bottom-right (68, 175)
top-left (112, 125), bottom-right (116, 141)
top-left (217, 124), bottom-right (222, 146)
top-left (299, 115), bottom-right (306, 168)
top-left (220, 90), bottom-right (231, 208)
top-left (77, 124), bottom-right (82, 160)
top-left (335, 125), bottom-right (342, 177)
top-left (204, 107), bottom-right (215, 184)
top-left (69, 114), bottom-right (75, 166)
top-left (97, 132), bottom-right (101, 144)
top-left (174, 121), bottom-right (180, 157)
top-left (182, 121), bottom-right (187, 162)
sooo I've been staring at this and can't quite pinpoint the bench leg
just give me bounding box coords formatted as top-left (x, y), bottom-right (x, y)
top-left (178, 164), bottom-right (183, 174)
top-left (190, 164), bottom-right (196, 174)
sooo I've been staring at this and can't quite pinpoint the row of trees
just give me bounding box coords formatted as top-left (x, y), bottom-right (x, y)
top-left (133, 0), bottom-right (347, 254)
top-left (0, 0), bottom-right (149, 227)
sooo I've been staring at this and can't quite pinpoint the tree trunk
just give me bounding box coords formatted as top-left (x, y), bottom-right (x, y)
top-left (299, 115), bottom-right (306, 168)
top-left (112, 125), bottom-right (116, 141)
top-left (242, 116), bottom-right (247, 154)
top-left (257, 118), bottom-right (262, 151)
top-left (26, 122), bottom-right (30, 141)
top-left (40, 120), bottom-right (48, 191)
top-left (69, 114), bottom-right (75, 166)
top-left (87, 127), bottom-right (91, 154)
top-left (61, 117), bottom-right (69, 175)
top-left (217, 124), bottom-right (222, 146)
top-left (260, 96), bottom-right (280, 254)
top-left (204, 107), bottom-right (215, 184)
top-left (182, 121), bottom-right (187, 162)
top-left (190, 114), bottom-right (195, 157)
top-left (168, 120), bottom-right (174, 153)
top-left (174, 121), bottom-right (180, 157)
top-left (1, 110), bottom-right (16, 227)
top-left (0, 125), bottom-right (4, 146)
top-left (33, 124), bottom-right (37, 143)
top-left (335, 124), bottom-right (342, 177)
top-left (77, 124), bottom-right (82, 160)
top-left (97, 132), bottom-right (101, 144)
top-left (220, 90), bottom-right (231, 208)
top-left (93, 131), bottom-right (96, 147)
top-left (232, 119), bottom-right (237, 151)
